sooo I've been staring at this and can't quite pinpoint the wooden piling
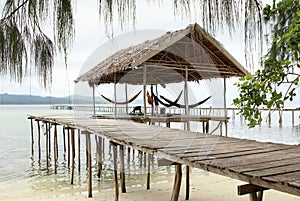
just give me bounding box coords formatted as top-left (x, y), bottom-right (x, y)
top-left (77, 129), bottom-right (81, 172)
top-left (63, 126), bottom-right (66, 153)
top-left (97, 136), bottom-right (102, 179)
top-left (30, 118), bottom-right (34, 156)
top-left (186, 166), bottom-right (190, 200)
top-left (48, 123), bottom-right (51, 155)
top-left (71, 129), bottom-right (75, 185)
top-left (112, 142), bottom-right (119, 201)
top-left (45, 122), bottom-right (49, 168)
top-left (86, 132), bottom-right (92, 198)
top-left (37, 120), bottom-right (41, 162)
top-left (54, 124), bottom-right (58, 174)
top-left (147, 153), bottom-right (151, 190)
top-left (171, 164), bottom-right (182, 201)
top-left (120, 145), bottom-right (126, 193)
top-left (67, 128), bottom-right (70, 168)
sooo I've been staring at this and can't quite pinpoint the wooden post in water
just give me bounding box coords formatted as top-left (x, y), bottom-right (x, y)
top-left (292, 110), bottom-right (295, 127)
top-left (86, 132), bottom-right (92, 198)
top-left (30, 118), bottom-right (34, 156)
top-left (37, 120), bottom-right (41, 162)
top-left (279, 109), bottom-right (283, 127)
top-left (70, 128), bottom-right (75, 185)
top-left (67, 128), bottom-right (70, 168)
top-left (54, 124), bottom-right (58, 174)
top-left (112, 142), bottom-right (119, 201)
top-left (77, 129), bottom-right (81, 172)
top-left (120, 145), bottom-right (126, 193)
top-left (45, 122), bottom-right (49, 169)
top-left (147, 153), bottom-right (151, 190)
top-left (63, 126), bottom-right (66, 153)
top-left (171, 164), bottom-right (182, 201)
top-left (97, 136), bottom-right (103, 179)
top-left (48, 123), bottom-right (51, 155)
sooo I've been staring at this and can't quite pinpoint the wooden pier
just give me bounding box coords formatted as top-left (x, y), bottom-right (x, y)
top-left (28, 114), bottom-right (300, 201)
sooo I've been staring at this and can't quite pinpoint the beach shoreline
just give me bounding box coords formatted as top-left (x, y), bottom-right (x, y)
top-left (3, 171), bottom-right (300, 201)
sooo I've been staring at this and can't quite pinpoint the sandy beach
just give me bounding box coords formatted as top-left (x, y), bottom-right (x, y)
top-left (3, 171), bottom-right (300, 201)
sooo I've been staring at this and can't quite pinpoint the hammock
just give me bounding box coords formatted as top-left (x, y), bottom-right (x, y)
top-left (152, 91), bottom-right (183, 107)
top-left (160, 95), bottom-right (212, 109)
top-left (101, 90), bottom-right (142, 104)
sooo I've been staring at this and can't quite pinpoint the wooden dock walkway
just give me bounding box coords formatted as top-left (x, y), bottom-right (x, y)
top-left (28, 114), bottom-right (300, 201)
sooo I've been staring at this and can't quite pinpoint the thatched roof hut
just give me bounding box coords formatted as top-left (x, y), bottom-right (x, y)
top-left (75, 23), bottom-right (248, 86)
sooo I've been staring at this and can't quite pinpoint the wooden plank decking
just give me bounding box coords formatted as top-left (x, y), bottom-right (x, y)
top-left (28, 114), bottom-right (300, 200)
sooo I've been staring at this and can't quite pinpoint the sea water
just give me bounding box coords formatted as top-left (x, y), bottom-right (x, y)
top-left (1, 105), bottom-right (300, 200)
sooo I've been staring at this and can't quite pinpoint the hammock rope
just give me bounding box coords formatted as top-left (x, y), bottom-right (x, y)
top-left (160, 95), bottom-right (212, 109)
top-left (101, 90), bottom-right (142, 104)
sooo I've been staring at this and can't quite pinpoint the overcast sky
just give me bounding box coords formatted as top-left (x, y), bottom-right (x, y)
top-left (1, 0), bottom-right (284, 106)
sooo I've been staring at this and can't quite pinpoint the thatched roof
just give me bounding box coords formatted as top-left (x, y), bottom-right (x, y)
top-left (75, 23), bottom-right (248, 86)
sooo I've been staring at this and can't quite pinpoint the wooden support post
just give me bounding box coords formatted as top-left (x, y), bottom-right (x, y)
top-left (112, 142), bottom-right (119, 201)
top-left (97, 136), bottom-right (102, 179)
top-left (45, 122), bottom-right (49, 168)
top-left (30, 118), bottom-right (34, 156)
top-left (67, 128), bottom-right (70, 168)
top-left (171, 164), bottom-right (182, 201)
top-left (77, 129), bottom-right (81, 172)
top-left (185, 166), bottom-right (190, 200)
top-left (37, 120), bottom-right (41, 162)
top-left (292, 110), bottom-right (295, 127)
top-left (144, 152), bottom-right (147, 168)
top-left (63, 127), bottom-right (66, 153)
top-left (48, 123), bottom-right (51, 155)
top-left (70, 129), bottom-right (75, 185)
top-left (86, 132), bottom-right (92, 198)
top-left (223, 77), bottom-right (228, 137)
top-left (127, 147), bottom-right (131, 164)
top-left (143, 66), bottom-right (147, 118)
top-left (54, 124), bottom-right (58, 174)
top-left (120, 145), bottom-right (126, 193)
top-left (147, 153), bottom-right (151, 190)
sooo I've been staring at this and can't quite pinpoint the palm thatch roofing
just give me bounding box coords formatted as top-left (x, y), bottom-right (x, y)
top-left (75, 23), bottom-right (248, 86)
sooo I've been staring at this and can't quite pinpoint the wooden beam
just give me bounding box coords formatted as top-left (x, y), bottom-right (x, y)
top-left (157, 158), bottom-right (178, 166)
top-left (238, 184), bottom-right (269, 196)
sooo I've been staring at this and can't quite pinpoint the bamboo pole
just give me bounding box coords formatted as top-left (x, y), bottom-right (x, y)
top-left (223, 77), bottom-right (228, 137)
top-left (93, 85), bottom-right (96, 115)
top-left (71, 129), bottom-right (75, 185)
top-left (45, 122), bottom-right (49, 169)
top-left (86, 133), bottom-right (92, 198)
top-left (77, 129), bottom-right (81, 172)
top-left (184, 66), bottom-right (190, 200)
top-left (112, 142), bottom-right (119, 201)
top-left (143, 66), bottom-right (147, 118)
top-left (125, 83), bottom-right (128, 114)
top-left (120, 145), bottom-right (126, 193)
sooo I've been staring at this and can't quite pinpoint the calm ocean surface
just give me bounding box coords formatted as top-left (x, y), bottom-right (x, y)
top-left (1, 105), bottom-right (300, 199)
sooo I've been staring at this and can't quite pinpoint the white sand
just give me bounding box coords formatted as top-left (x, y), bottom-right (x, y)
top-left (3, 171), bottom-right (300, 201)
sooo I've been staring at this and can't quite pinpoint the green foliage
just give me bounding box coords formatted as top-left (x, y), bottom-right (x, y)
top-left (234, 0), bottom-right (300, 127)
